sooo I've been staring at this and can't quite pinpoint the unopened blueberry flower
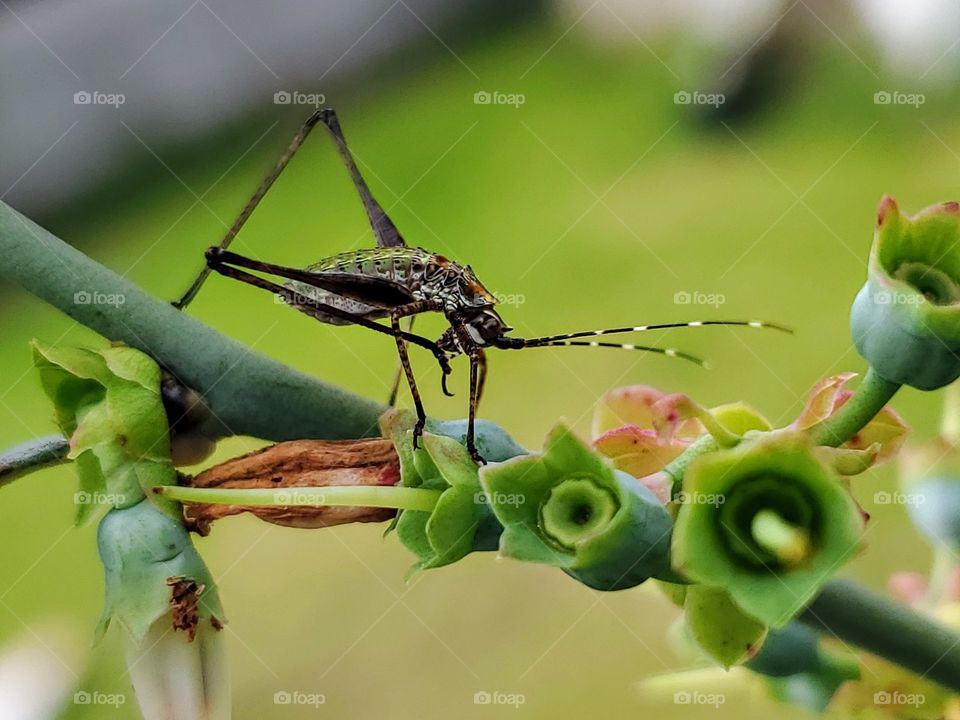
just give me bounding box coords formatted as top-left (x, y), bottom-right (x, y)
top-left (481, 423), bottom-right (675, 590)
top-left (672, 432), bottom-right (864, 627)
top-left (34, 342), bottom-right (230, 719)
top-left (851, 196), bottom-right (960, 390)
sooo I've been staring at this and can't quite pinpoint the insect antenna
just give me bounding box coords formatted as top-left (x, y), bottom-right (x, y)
top-left (519, 319), bottom-right (791, 346)
top-left (493, 319), bottom-right (792, 368)
top-left (534, 340), bottom-right (708, 367)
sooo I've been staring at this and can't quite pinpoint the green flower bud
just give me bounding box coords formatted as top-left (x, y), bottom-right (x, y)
top-left (480, 423), bottom-right (674, 590)
top-left (98, 501), bottom-right (229, 720)
top-left (379, 410), bottom-right (522, 573)
top-left (673, 432), bottom-right (863, 627)
top-left (851, 196), bottom-right (960, 389)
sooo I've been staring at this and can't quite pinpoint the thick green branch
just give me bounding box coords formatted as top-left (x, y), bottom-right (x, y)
top-left (799, 578), bottom-right (960, 693)
top-left (0, 200), bottom-right (385, 442)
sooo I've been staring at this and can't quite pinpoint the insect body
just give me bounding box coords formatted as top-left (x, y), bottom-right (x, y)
top-left (287, 247), bottom-right (497, 323)
top-left (178, 109), bottom-right (788, 463)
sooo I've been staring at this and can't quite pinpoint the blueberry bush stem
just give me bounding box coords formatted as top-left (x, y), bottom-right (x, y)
top-left (799, 578), bottom-right (960, 692)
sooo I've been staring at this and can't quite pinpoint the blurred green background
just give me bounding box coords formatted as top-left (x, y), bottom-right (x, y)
top-left (2, 3), bottom-right (960, 718)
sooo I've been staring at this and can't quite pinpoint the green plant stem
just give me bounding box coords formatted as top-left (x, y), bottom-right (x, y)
top-left (0, 200), bottom-right (385, 443)
top-left (663, 434), bottom-right (718, 492)
top-left (798, 578), bottom-right (960, 693)
top-left (807, 367), bottom-right (902, 447)
top-left (155, 484), bottom-right (443, 512)
top-left (0, 435), bottom-right (70, 487)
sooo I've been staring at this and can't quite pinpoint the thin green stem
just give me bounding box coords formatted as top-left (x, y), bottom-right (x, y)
top-left (154, 484), bottom-right (442, 512)
top-left (799, 578), bottom-right (960, 693)
top-left (807, 367), bottom-right (901, 447)
top-left (0, 435), bottom-right (70, 487)
top-left (662, 434), bottom-right (718, 493)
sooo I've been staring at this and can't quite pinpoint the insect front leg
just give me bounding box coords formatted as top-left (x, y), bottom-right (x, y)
top-left (466, 349), bottom-right (487, 465)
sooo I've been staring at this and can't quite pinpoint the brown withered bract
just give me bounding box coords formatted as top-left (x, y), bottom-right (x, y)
top-left (179, 438), bottom-right (399, 535)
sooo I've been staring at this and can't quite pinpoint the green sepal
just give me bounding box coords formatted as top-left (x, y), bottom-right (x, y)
top-left (95, 499), bottom-right (224, 645)
top-left (481, 423), bottom-right (674, 590)
top-left (684, 585), bottom-right (767, 668)
top-left (33, 342), bottom-right (179, 523)
top-left (673, 431), bottom-right (863, 627)
top-left (380, 411), bottom-right (504, 572)
top-left (655, 579), bottom-right (688, 608)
